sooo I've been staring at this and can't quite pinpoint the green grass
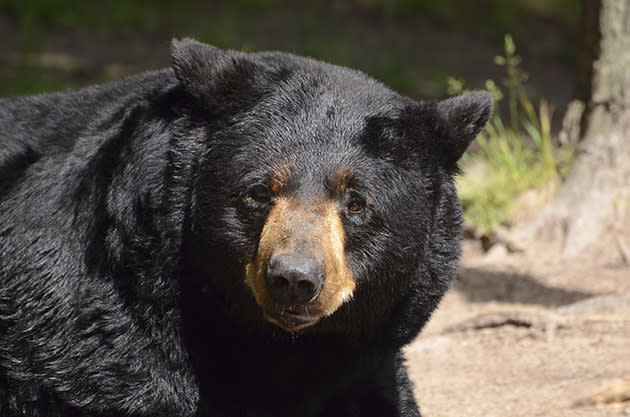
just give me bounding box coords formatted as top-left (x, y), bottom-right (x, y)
top-left (455, 35), bottom-right (574, 231)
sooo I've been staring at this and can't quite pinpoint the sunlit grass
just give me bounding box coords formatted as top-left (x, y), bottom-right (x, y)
top-left (454, 35), bottom-right (574, 232)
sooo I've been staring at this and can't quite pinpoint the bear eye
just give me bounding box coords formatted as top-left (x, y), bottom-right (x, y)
top-left (346, 192), bottom-right (366, 214)
top-left (245, 184), bottom-right (271, 206)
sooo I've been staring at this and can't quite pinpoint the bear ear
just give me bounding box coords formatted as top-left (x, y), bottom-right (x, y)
top-left (431, 91), bottom-right (493, 164)
top-left (170, 38), bottom-right (241, 97)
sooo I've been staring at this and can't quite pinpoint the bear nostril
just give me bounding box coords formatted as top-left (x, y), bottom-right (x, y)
top-left (297, 279), bottom-right (315, 292)
top-left (268, 275), bottom-right (290, 289)
top-left (265, 255), bottom-right (324, 305)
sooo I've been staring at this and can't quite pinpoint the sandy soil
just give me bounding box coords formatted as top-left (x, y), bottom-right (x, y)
top-left (406, 239), bottom-right (630, 417)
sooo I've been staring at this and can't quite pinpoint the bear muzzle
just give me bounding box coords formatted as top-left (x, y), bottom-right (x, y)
top-left (245, 196), bottom-right (356, 331)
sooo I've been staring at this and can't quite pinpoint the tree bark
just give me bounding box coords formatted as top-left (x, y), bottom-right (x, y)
top-left (517, 0), bottom-right (630, 259)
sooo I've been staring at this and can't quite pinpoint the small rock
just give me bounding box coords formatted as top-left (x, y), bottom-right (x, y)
top-left (483, 243), bottom-right (508, 263)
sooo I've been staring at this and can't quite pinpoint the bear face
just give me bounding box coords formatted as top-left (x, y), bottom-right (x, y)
top-left (175, 39), bottom-right (492, 335)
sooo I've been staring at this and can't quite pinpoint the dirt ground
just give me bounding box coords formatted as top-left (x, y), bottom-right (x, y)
top-left (406, 238), bottom-right (630, 417)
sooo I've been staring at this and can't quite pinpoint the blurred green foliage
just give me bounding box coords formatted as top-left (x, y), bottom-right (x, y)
top-left (0, 0), bottom-right (580, 31)
top-left (0, 0), bottom-right (579, 97)
top-left (454, 35), bottom-right (575, 231)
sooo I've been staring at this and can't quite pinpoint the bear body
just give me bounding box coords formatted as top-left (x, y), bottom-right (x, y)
top-left (0, 40), bottom-right (491, 417)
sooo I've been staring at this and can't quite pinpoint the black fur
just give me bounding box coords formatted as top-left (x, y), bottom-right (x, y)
top-left (0, 39), bottom-right (491, 417)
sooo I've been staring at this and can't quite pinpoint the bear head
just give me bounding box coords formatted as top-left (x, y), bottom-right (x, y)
top-left (172, 39), bottom-right (492, 339)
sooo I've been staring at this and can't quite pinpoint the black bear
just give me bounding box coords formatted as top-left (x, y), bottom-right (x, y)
top-left (0, 39), bottom-right (491, 417)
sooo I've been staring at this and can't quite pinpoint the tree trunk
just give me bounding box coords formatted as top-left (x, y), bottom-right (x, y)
top-left (517, 0), bottom-right (630, 259)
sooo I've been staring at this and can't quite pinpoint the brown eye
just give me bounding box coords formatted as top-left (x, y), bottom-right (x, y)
top-left (347, 193), bottom-right (366, 213)
top-left (246, 184), bottom-right (271, 205)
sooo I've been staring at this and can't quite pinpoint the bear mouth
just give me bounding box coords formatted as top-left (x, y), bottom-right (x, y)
top-left (263, 305), bottom-right (320, 331)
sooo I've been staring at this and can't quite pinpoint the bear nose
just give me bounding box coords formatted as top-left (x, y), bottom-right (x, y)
top-left (265, 255), bottom-right (324, 305)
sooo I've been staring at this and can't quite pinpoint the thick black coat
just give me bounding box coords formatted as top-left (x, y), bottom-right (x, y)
top-left (0, 39), bottom-right (491, 417)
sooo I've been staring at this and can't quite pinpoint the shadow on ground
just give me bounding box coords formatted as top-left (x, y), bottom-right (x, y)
top-left (453, 267), bottom-right (594, 307)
